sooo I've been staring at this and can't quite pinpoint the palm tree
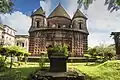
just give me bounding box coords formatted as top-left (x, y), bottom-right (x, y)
top-left (77, 0), bottom-right (120, 12)
top-left (111, 32), bottom-right (120, 59)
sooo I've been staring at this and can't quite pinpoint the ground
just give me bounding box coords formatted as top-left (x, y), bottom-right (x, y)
top-left (74, 60), bottom-right (120, 80)
top-left (0, 60), bottom-right (120, 80)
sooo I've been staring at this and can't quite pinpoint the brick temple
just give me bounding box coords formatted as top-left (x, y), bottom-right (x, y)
top-left (29, 3), bottom-right (89, 57)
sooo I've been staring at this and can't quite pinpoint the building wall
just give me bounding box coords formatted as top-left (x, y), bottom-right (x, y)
top-left (3, 25), bottom-right (16, 46)
top-left (47, 17), bottom-right (71, 28)
top-left (29, 17), bottom-right (88, 56)
top-left (16, 36), bottom-right (29, 52)
top-left (0, 28), bottom-right (3, 39)
top-left (29, 29), bottom-right (88, 56)
top-left (32, 15), bottom-right (46, 28)
top-left (0, 25), bottom-right (30, 52)
top-left (29, 7), bottom-right (88, 57)
top-left (0, 27), bottom-right (4, 45)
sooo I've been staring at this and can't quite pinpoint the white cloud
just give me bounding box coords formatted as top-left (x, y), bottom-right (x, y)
top-left (40, 0), bottom-right (52, 16)
top-left (87, 0), bottom-right (120, 47)
top-left (0, 11), bottom-right (31, 35)
top-left (66, 0), bottom-right (120, 47)
top-left (0, 0), bottom-right (120, 48)
top-left (66, 0), bottom-right (78, 18)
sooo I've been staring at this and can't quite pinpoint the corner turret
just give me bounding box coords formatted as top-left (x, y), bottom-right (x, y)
top-left (72, 9), bottom-right (88, 34)
top-left (29, 6), bottom-right (46, 32)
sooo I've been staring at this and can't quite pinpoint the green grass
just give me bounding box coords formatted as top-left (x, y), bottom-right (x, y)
top-left (0, 61), bottom-right (120, 80)
top-left (0, 62), bottom-right (40, 79)
top-left (75, 60), bottom-right (120, 80)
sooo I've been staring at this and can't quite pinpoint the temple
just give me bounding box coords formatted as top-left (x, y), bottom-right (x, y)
top-left (29, 3), bottom-right (89, 57)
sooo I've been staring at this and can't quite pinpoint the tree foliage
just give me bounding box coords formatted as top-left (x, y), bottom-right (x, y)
top-left (0, 0), bottom-right (14, 13)
top-left (47, 44), bottom-right (69, 56)
top-left (85, 44), bottom-right (116, 62)
top-left (39, 53), bottom-right (46, 69)
top-left (0, 46), bottom-right (30, 70)
top-left (0, 55), bottom-right (7, 71)
top-left (77, 0), bottom-right (120, 12)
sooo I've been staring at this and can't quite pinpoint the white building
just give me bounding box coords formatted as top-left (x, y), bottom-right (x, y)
top-left (15, 35), bottom-right (29, 52)
top-left (0, 24), bottom-right (29, 52)
top-left (0, 24), bottom-right (4, 46)
top-left (2, 25), bottom-right (17, 46)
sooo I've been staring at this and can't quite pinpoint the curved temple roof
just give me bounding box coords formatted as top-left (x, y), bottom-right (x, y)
top-left (31, 7), bottom-right (45, 17)
top-left (48, 3), bottom-right (71, 19)
top-left (73, 9), bottom-right (87, 19)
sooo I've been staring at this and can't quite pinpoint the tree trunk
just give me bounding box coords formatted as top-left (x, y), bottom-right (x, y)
top-left (114, 38), bottom-right (120, 60)
top-left (10, 55), bottom-right (13, 69)
top-left (24, 56), bottom-right (28, 64)
top-left (4, 56), bottom-right (7, 62)
top-left (116, 54), bottom-right (120, 60)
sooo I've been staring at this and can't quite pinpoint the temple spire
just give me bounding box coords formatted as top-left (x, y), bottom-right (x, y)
top-left (31, 6), bottom-right (45, 17)
top-left (48, 3), bottom-right (70, 19)
top-left (72, 9), bottom-right (87, 19)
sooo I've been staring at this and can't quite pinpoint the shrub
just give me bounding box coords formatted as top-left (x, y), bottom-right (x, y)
top-left (47, 44), bottom-right (69, 57)
top-left (87, 44), bottom-right (116, 62)
top-left (0, 56), bottom-right (7, 72)
top-left (39, 53), bottom-right (46, 69)
top-left (23, 52), bottom-right (31, 64)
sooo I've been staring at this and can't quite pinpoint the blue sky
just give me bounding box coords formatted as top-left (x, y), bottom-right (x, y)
top-left (12, 0), bottom-right (68, 16)
top-left (0, 0), bottom-right (120, 47)
top-left (13, 0), bottom-right (41, 15)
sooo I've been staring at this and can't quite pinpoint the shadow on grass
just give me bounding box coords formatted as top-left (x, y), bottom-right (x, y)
top-left (0, 67), bottom-right (40, 80)
top-left (14, 67), bottom-right (40, 78)
top-left (82, 73), bottom-right (102, 80)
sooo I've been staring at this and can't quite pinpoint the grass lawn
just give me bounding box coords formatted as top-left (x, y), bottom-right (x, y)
top-left (0, 63), bottom-right (40, 79)
top-left (74, 60), bottom-right (120, 80)
top-left (0, 61), bottom-right (120, 80)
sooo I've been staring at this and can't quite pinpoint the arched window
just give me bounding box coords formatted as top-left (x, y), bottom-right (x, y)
top-left (36, 21), bottom-right (40, 28)
top-left (17, 43), bottom-right (19, 46)
top-left (58, 25), bottom-right (61, 28)
top-left (47, 22), bottom-right (49, 27)
top-left (22, 43), bottom-right (24, 47)
top-left (79, 22), bottom-right (82, 29)
top-left (69, 24), bottom-right (72, 28)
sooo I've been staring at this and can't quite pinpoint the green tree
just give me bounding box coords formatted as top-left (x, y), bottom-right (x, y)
top-left (0, 55), bottom-right (7, 71)
top-left (83, 53), bottom-right (91, 65)
top-left (111, 32), bottom-right (120, 59)
top-left (88, 44), bottom-right (115, 62)
top-left (0, 0), bottom-right (14, 13)
top-left (0, 47), bottom-right (9, 62)
top-left (39, 53), bottom-right (46, 69)
top-left (8, 48), bottom-right (16, 69)
top-left (24, 52), bottom-right (31, 64)
top-left (0, 46), bottom-right (29, 69)
top-left (8, 46), bottom-right (29, 65)
top-left (88, 47), bottom-right (97, 58)
top-left (77, 0), bottom-right (120, 12)
top-left (6, 46), bottom-right (28, 68)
